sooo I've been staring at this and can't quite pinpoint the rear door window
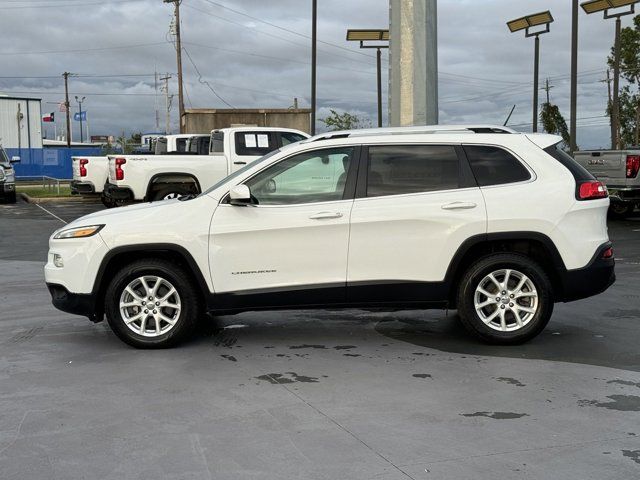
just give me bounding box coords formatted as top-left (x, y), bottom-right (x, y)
top-left (210, 132), bottom-right (224, 154)
top-left (464, 145), bottom-right (531, 186)
top-left (366, 145), bottom-right (460, 197)
top-left (235, 132), bottom-right (277, 156)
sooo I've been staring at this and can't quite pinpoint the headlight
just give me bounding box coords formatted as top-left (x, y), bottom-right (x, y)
top-left (0, 169), bottom-right (5, 181)
top-left (54, 224), bottom-right (104, 239)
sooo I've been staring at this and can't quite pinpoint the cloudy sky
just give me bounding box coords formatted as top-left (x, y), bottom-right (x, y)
top-left (0, 0), bottom-right (624, 148)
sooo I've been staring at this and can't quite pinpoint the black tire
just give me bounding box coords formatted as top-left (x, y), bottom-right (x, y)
top-left (104, 258), bottom-right (201, 348)
top-left (6, 191), bottom-right (16, 203)
top-left (456, 253), bottom-right (554, 345)
top-left (608, 202), bottom-right (633, 219)
top-left (151, 185), bottom-right (190, 202)
top-left (101, 195), bottom-right (116, 208)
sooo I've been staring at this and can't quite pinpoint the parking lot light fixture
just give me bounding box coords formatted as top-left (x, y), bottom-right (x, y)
top-left (507, 11), bottom-right (554, 133)
top-left (581, 0), bottom-right (639, 149)
top-left (346, 29), bottom-right (389, 127)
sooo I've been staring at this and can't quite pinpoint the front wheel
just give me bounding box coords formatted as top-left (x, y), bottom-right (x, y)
top-left (104, 259), bottom-right (201, 348)
top-left (456, 254), bottom-right (554, 345)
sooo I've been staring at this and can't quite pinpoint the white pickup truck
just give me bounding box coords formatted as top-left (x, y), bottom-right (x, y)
top-left (102, 127), bottom-right (309, 204)
top-left (72, 134), bottom-right (211, 206)
top-left (574, 149), bottom-right (640, 217)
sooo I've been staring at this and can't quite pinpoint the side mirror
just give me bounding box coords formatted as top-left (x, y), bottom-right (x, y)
top-left (229, 184), bottom-right (252, 206)
top-left (10, 156), bottom-right (20, 164)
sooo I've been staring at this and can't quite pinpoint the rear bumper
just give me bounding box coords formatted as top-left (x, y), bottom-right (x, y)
top-left (70, 180), bottom-right (95, 195)
top-left (559, 242), bottom-right (615, 302)
top-left (607, 186), bottom-right (640, 203)
top-left (103, 182), bottom-right (133, 201)
top-left (47, 283), bottom-right (100, 322)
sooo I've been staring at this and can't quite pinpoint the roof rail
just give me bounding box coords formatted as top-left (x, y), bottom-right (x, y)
top-left (309, 125), bottom-right (517, 142)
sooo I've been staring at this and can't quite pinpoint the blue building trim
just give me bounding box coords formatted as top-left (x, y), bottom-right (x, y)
top-left (9, 147), bottom-right (103, 179)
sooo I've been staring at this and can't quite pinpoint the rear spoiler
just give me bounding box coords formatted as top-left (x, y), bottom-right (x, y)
top-left (525, 134), bottom-right (563, 150)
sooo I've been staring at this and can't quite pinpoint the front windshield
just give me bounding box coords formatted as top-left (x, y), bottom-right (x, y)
top-left (202, 148), bottom-right (282, 196)
top-left (0, 147), bottom-right (8, 165)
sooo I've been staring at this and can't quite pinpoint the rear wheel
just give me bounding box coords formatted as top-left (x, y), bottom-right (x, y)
top-left (608, 202), bottom-right (633, 219)
top-left (6, 191), bottom-right (16, 203)
top-left (456, 253), bottom-right (553, 345)
top-left (151, 185), bottom-right (191, 202)
top-left (104, 259), bottom-right (201, 348)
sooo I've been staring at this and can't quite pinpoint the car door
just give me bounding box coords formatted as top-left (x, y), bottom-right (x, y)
top-left (347, 143), bottom-right (487, 304)
top-left (209, 146), bottom-right (359, 309)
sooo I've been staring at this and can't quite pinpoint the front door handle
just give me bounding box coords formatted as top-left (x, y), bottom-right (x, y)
top-left (441, 202), bottom-right (477, 210)
top-left (233, 161), bottom-right (247, 165)
top-left (309, 211), bottom-right (343, 220)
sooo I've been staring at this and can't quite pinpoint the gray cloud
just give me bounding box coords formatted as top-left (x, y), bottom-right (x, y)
top-left (0, 0), bottom-right (620, 148)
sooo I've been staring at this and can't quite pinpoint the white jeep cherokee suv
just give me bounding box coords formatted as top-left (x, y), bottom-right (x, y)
top-left (45, 126), bottom-right (615, 348)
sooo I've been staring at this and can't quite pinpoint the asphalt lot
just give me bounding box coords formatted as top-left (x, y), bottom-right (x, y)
top-left (1, 197), bottom-right (640, 479)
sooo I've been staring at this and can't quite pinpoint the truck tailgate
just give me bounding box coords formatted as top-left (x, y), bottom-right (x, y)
top-left (574, 151), bottom-right (623, 181)
top-left (72, 157), bottom-right (81, 180)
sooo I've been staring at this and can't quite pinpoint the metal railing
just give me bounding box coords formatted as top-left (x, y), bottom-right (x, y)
top-left (16, 176), bottom-right (72, 196)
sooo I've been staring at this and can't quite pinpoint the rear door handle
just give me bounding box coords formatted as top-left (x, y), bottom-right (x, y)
top-left (441, 202), bottom-right (477, 210)
top-left (309, 211), bottom-right (343, 220)
top-left (233, 161), bottom-right (247, 165)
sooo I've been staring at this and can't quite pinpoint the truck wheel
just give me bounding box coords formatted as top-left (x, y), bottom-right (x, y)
top-left (104, 258), bottom-right (201, 349)
top-left (456, 253), bottom-right (554, 345)
top-left (608, 202), bottom-right (633, 219)
top-left (7, 191), bottom-right (16, 203)
top-left (152, 186), bottom-right (190, 202)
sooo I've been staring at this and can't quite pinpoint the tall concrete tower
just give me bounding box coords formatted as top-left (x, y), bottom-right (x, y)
top-left (389, 0), bottom-right (438, 126)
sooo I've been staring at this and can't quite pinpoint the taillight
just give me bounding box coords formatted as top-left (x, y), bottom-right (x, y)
top-left (115, 157), bottom-right (126, 181)
top-left (79, 158), bottom-right (88, 177)
top-left (578, 180), bottom-right (608, 200)
top-left (602, 247), bottom-right (614, 259)
top-left (626, 155), bottom-right (640, 178)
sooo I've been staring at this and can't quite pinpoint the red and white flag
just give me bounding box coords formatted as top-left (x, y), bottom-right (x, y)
top-left (42, 112), bottom-right (55, 122)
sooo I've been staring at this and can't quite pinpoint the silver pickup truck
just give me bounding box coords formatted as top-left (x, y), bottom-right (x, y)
top-left (574, 150), bottom-right (639, 217)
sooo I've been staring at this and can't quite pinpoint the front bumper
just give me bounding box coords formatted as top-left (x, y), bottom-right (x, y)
top-left (103, 182), bottom-right (133, 201)
top-left (1, 181), bottom-right (15, 194)
top-left (46, 283), bottom-right (100, 322)
top-left (70, 180), bottom-right (95, 195)
top-left (560, 242), bottom-right (615, 302)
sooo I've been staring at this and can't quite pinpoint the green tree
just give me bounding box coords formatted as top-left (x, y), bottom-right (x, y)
top-left (607, 14), bottom-right (640, 147)
top-left (320, 109), bottom-right (370, 131)
top-left (540, 102), bottom-right (570, 147)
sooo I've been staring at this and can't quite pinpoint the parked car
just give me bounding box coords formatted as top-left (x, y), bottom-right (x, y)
top-left (102, 127), bottom-right (309, 204)
top-left (0, 145), bottom-right (19, 204)
top-left (45, 125), bottom-right (615, 349)
top-left (574, 149), bottom-right (640, 217)
top-left (71, 155), bottom-right (109, 196)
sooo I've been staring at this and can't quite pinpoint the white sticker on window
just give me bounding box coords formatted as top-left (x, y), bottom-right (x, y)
top-left (244, 134), bottom-right (257, 148)
top-left (257, 134), bottom-right (269, 148)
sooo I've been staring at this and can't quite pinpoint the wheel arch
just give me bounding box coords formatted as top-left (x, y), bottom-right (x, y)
top-left (92, 244), bottom-right (211, 320)
top-left (445, 232), bottom-right (566, 307)
top-left (145, 173), bottom-right (201, 200)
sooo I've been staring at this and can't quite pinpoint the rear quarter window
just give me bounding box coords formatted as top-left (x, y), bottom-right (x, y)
top-left (544, 144), bottom-right (595, 181)
top-left (464, 145), bottom-right (531, 187)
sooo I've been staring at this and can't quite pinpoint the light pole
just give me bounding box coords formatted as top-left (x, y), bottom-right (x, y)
top-left (581, 0), bottom-right (639, 150)
top-left (75, 96), bottom-right (86, 144)
top-left (507, 11), bottom-right (554, 134)
top-left (570, 0), bottom-right (579, 154)
top-left (346, 29), bottom-right (389, 127)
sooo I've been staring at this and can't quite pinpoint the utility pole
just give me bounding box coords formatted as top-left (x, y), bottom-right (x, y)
top-left (542, 78), bottom-right (553, 104)
top-left (601, 69), bottom-right (614, 146)
top-left (165, 0), bottom-right (185, 133)
top-left (613, 16), bottom-right (622, 149)
top-left (311, 0), bottom-right (317, 135)
top-left (63, 72), bottom-right (71, 147)
top-left (160, 74), bottom-right (172, 135)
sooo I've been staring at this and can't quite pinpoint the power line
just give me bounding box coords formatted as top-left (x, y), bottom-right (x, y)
top-left (3, 0), bottom-right (146, 8)
top-left (0, 42), bottom-right (167, 56)
top-left (181, 46), bottom-right (235, 108)
top-left (196, 0), bottom-right (376, 60)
